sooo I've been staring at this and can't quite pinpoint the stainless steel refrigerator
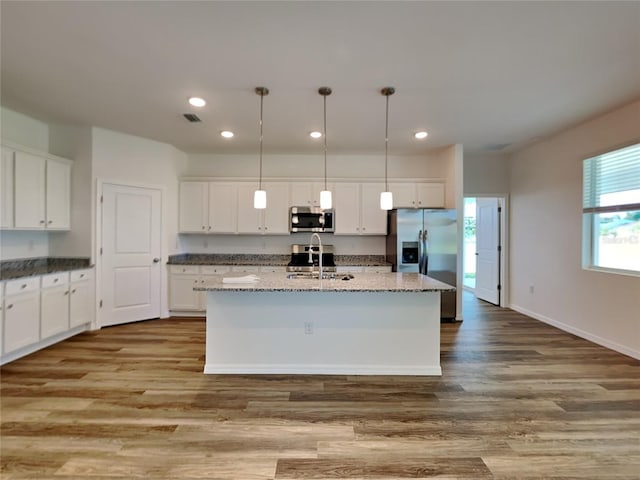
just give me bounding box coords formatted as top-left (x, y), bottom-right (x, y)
top-left (386, 209), bottom-right (457, 320)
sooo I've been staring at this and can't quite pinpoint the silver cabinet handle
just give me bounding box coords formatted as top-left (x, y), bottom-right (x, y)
top-left (64, 290), bottom-right (69, 295)
top-left (153, 258), bottom-right (160, 263)
top-left (48, 220), bottom-right (53, 224)
top-left (7, 304), bottom-right (13, 309)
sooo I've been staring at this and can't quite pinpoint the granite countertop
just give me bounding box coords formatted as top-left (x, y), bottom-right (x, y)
top-left (167, 253), bottom-right (391, 267)
top-left (194, 272), bottom-right (454, 293)
top-left (0, 257), bottom-right (93, 281)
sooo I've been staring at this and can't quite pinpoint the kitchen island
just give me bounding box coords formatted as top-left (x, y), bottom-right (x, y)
top-left (195, 272), bottom-right (454, 376)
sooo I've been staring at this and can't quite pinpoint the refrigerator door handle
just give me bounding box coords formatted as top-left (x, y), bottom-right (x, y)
top-left (418, 230), bottom-right (423, 273)
top-left (423, 228), bottom-right (429, 275)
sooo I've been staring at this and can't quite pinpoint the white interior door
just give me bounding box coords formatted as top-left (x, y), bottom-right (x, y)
top-left (100, 183), bottom-right (162, 327)
top-left (475, 198), bottom-right (500, 305)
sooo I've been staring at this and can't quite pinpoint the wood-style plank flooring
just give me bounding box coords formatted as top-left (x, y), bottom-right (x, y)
top-left (2, 292), bottom-right (639, 479)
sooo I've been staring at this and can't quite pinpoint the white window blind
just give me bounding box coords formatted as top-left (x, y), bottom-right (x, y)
top-left (583, 143), bottom-right (640, 213)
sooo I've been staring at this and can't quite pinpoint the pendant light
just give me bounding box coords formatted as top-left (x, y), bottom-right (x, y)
top-left (380, 87), bottom-right (395, 210)
top-left (254, 86), bottom-right (269, 209)
top-left (318, 87), bottom-right (332, 210)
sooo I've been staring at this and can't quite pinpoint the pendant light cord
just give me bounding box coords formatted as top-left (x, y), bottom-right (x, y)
top-left (384, 93), bottom-right (389, 192)
top-left (259, 91), bottom-right (264, 191)
top-left (323, 94), bottom-right (328, 191)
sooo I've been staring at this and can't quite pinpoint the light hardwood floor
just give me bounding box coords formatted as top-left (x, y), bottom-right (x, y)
top-left (1, 293), bottom-right (639, 479)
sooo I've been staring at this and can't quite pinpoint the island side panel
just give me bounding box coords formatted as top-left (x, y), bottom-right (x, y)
top-left (204, 290), bottom-right (441, 375)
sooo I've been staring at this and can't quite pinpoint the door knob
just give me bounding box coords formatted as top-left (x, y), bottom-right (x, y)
top-left (153, 258), bottom-right (160, 263)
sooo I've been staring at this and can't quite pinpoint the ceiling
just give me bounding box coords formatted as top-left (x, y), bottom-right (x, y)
top-left (1, 1), bottom-right (639, 156)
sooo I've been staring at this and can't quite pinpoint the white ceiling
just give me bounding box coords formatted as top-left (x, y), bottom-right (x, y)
top-left (1, 1), bottom-right (639, 156)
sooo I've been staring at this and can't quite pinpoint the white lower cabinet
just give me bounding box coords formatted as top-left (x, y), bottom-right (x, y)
top-left (3, 277), bottom-right (41, 354)
top-left (69, 269), bottom-right (95, 328)
top-left (40, 272), bottom-right (70, 339)
top-left (1, 268), bottom-right (95, 364)
top-left (169, 265), bottom-right (232, 312)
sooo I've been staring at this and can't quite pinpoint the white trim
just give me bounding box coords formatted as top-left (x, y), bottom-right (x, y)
top-left (510, 303), bottom-right (640, 360)
top-left (204, 363), bottom-right (442, 376)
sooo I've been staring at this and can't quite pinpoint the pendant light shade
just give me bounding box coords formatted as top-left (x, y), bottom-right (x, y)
top-left (319, 87), bottom-right (332, 210)
top-left (254, 87), bottom-right (269, 209)
top-left (380, 87), bottom-right (395, 211)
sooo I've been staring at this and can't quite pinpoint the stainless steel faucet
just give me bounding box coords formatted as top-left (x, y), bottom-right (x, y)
top-left (309, 233), bottom-right (323, 280)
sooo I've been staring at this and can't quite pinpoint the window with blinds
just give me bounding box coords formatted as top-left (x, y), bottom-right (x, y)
top-left (582, 142), bottom-right (640, 275)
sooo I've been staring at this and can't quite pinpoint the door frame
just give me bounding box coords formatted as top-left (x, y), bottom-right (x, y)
top-left (95, 178), bottom-right (166, 329)
top-left (464, 194), bottom-right (509, 307)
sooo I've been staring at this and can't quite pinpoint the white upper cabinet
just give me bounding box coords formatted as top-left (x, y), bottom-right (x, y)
top-left (236, 183), bottom-right (263, 234)
top-left (8, 147), bottom-right (71, 231)
top-left (334, 182), bottom-right (387, 235)
top-left (179, 181), bottom-right (238, 234)
top-left (208, 183), bottom-right (237, 234)
top-left (0, 146), bottom-right (15, 229)
top-left (237, 182), bottom-right (290, 235)
top-left (389, 182), bottom-right (445, 208)
top-left (179, 181), bottom-right (209, 233)
top-left (290, 181), bottom-right (332, 207)
top-left (14, 151), bottom-right (46, 229)
top-left (45, 159), bottom-right (71, 229)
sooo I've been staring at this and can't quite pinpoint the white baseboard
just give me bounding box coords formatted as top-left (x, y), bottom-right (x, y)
top-left (510, 303), bottom-right (640, 361)
top-left (204, 363), bottom-right (442, 376)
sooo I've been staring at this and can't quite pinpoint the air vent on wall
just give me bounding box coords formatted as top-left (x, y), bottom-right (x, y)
top-left (183, 113), bottom-right (202, 123)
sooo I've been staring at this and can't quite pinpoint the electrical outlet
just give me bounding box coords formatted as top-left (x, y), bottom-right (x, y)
top-left (304, 321), bottom-right (314, 335)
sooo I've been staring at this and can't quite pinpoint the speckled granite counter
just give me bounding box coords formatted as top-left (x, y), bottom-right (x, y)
top-left (167, 253), bottom-right (390, 267)
top-left (1, 257), bottom-right (92, 281)
top-left (195, 272), bottom-right (454, 292)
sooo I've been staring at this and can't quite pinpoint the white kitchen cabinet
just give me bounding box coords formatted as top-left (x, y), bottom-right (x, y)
top-left (334, 182), bottom-right (387, 235)
top-left (290, 181), bottom-right (332, 207)
top-left (363, 265), bottom-right (392, 273)
top-left (237, 182), bottom-right (290, 234)
top-left (40, 272), bottom-right (70, 339)
top-left (69, 269), bottom-right (95, 328)
top-left (416, 183), bottom-right (445, 208)
top-left (3, 277), bottom-right (40, 354)
top-left (179, 181), bottom-right (238, 234)
top-left (179, 181), bottom-right (209, 233)
top-left (168, 265), bottom-right (202, 311)
top-left (0, 283), bottom-right (4, 356)
top-left (1, 146), bottom-right (15, 229)
top-left (389, 182), bottom-right (445, 208)
top-left (13, 150), bottom-right (71, 230)
top-left (231, 265), bottom-right (261, 273)
top-left (208, 183), bottom-right (237, 233)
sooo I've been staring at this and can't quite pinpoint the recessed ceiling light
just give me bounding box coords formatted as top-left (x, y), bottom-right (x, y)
top-left (414, 131), bottom-right (428, 139)
top-left (220, 131), bottom-right (234, 138)
top-left (309, 131), bottom-right (322, 139)
top-left (188, 97), bottom-right (206, 107)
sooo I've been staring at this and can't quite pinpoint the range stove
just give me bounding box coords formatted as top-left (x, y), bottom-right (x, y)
top-left (286, 244), bottom-right (336, 274)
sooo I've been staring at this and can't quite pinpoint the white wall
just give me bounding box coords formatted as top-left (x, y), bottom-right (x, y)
top-left (0, 107), bottom-right (51, 260)
top-left (92, 127), bottom-right (188, 317)
top-left (464, 153), bottom-right (509, 196)
top-left (509, 99), bottom-right (640, 359)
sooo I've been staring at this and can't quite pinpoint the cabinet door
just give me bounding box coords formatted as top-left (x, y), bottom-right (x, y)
top-left (416, 183), bottom-right (445, 208)
top-left (290, 182), bottom-right (314, 206)
top-left (389, 183), bottom-right (417, 208)
top-left (236, 183), bottom-right (262, 234)
top-left (334, 183), bottom-right (361, 235)
top-left (4, 291), bottom-right (40, 353)
top-left (169, 274), bottom-right (202, 311)
top-left (179, 182), bottom-right (209, 233)
top-left (1, 147), bottom-right (15, 229)
top-left (14, 151), bottom-right (46, 229)
top-left (262, 182), bottom-right (290, 234)
top-left (41, 284), bottom-right (70, 339)
top-left (208, 183), bottom-right (237, 233)
top-left (70, 280), bottom-right (94, 328)
top-left (46, 159), bottom-right (71, 230)
top-left (360, 183), bottom-right (388, 234)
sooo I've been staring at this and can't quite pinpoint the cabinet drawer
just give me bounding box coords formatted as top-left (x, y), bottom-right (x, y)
top-left (336, 266), bottom-right (364, 274)
top-left (41, 272), bottom-right (70, 288)
top-left (260, 266), bottom-right (287, 273)
top-left (70, 269), bottom-right (93, 282)
top-left (231, 265), bottom-right (261, 273)
top-left (363, 266), bottom-right (392, 274)
top-left (169, 265), bottom-right (199, 274)
top-left (200, 265), bottom-right (231, 275)
top-left (5, 277), bottom-right (40, 295)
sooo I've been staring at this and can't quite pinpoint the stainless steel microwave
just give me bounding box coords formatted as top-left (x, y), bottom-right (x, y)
top-left (289, 207), bottom-right (335, 233)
